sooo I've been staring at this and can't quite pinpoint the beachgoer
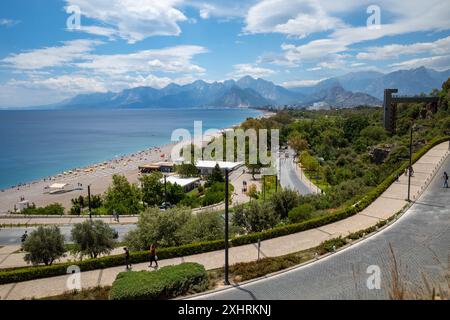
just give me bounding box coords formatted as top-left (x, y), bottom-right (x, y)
top-left (124, 247), bottom-right (132, 269)
top-left (149, 244), bottom-right (158, 268)
top-left (444, 172), bottom-right (449, 188)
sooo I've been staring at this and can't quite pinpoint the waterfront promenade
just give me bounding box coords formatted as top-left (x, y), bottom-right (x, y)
top-left (0, 142), bottom-right (447, 300)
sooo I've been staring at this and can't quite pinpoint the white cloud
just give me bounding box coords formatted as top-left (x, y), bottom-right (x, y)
top-left (8, 75), bottom-right (107, 94)
top-left (282, 79), bottom-right (324, 88)
top-left (65, 0), bottom-right (187, 43)
top-left (389, 55), bottom-right (450, 72)
top-left (73, 26), bottom-right (117, 40)
top-left (249, 0), bottom-right (450, 73)
top-left (244, 0), bottom-right (344, 37)
top-left (2, 39), bottom-right (102, 70)
top-left (0, 19), bottom-right (20, 27)
top-left (228, 63), bottom-right (276, 79)
top-left (76, 45), bottom-right (208, 75)
top-left (357, 36), bottom-right (450, 61)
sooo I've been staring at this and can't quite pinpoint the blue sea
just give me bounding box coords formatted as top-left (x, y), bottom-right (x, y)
top-left (0, 108), bottom-right (262, 189)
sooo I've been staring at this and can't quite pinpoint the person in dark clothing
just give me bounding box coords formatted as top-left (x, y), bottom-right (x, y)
top-left (124, 247), bottom-right (132, 270)
top-left (444, 172), bottom-right (449, 188)
top-left (20, 231), bottom-right (28, 251)
top-left (148, 243), bottom-right (158, 268)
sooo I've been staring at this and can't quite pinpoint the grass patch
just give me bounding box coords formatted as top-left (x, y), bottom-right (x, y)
top-left (40, 286), bottom-right (111, 300)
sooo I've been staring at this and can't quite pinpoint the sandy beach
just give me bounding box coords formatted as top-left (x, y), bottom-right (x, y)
top-left (0, 110), bottom-right (274, 215)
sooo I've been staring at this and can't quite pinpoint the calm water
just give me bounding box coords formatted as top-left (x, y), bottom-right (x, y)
top-left (0, 108), bottom-right (262, 189)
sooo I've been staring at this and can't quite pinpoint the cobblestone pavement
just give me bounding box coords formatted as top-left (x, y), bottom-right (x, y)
top-left (194, 154), bottom-right (450, 300)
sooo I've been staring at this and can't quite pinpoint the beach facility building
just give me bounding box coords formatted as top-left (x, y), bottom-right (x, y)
top-left (139, 162), bottom-right (174, 174)
top-left (48, 183), bottom-right (72, 194)
top-left (17, 200), bottom-right (30, 212)
top-left (162, 176), bottom-right (201, 192)
top-left (194, 160), bottom-right (243, 175)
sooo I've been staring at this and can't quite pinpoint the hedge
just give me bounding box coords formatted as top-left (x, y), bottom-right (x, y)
top-left (0, 240), bottom-right (224, 285)
top-left (109, 262), bottom-right (208, 300)
top-left (0, 136), bottom-right (448, 285)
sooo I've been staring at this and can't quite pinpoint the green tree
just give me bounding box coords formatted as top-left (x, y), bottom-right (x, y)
top-left (166, 182), bottom-right (186, 205)
top-left (288, 131), bottom-right (309, 157)
top-left (288, 204), bottom-right (315, 223)
top-left (71, 220), bottom-right (117, 259)
top-left (104, 175), bottom-right (143, 215)
top-left (207, 164), bottom-right (224, 184)
top-left (139, 171), bottom-right (164, 206)
top-left (343, 115), bottom-right (369, 141)
top-left (232, 202), bottom-right (280, 233)
top-left (23, 226), bottom-right (66, 266)
top-left (176, 163), bottom-right (199, 177)
top-left (124, 206), bottom-right (191, 249)
top-left (246, 184), bottom-right (259, 200)
top-left (178, 211), bottom-right (224, 243)
top-left (269, 189), bottom-right (300, 219)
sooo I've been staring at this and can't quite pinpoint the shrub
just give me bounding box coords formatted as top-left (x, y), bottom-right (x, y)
top-left (178, 211), bottom-right (224, 244)
top-left (232, 202), bottom-right (280, 233)
top-left (288, 204), bottom-right (315, 223)
top-left (71, 220), bottom-right (117, 259)
top-left (124, 206), bottom-right (191, 250)
top-left (22, 203), bottom-right (65, 215)
top-left (22, 226), bottom-right (66, 266)
top-left (269, 189), bottom-right (300, 218)
top-left (318, 237), bottom-right (347, 254)
top-left (109, 262), bottom-right (208, 300)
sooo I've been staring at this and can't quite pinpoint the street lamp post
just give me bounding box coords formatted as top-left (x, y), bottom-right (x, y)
top-left (224, 168), bottom-right (230, 285)
top-left (407, 124), bottom-right (414, 202)
top-left (88, 184), bottom-right (92, 219)
top-left (164, 174), bottom-right (168, 205)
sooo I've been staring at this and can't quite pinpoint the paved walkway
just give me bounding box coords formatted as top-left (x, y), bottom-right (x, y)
top-left (0, 142), bottom-right (448, 300)
top-left (0, 169), bottom-right (258, 226)
top-left (197, 152), bottom-right (450, 300)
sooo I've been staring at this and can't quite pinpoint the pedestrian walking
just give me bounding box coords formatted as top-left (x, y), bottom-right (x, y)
top-left (409, 166), bottom-right (414, 177)
top-left (124, 247), bottom-right (132, 270)
top-left (148, 243), bottom-right (158, 268)
top-left (444, 172), bottom-right (449, 188)
top-left (21, 231), bottom-right (28, 251)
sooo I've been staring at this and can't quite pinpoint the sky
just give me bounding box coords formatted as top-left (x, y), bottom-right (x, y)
top-left (0, 0), bottom-right (450, 107)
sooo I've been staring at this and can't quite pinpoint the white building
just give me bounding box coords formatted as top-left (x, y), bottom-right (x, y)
top-left (195, 160), bottom-right (243, 175)
top-left (48, 183), bottom-right (72, 194)
top-left (162, 176), bottom-right (201, 192)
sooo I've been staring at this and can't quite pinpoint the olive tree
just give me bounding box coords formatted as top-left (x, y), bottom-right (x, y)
top-left (71, 220), bottom-right (117, 259)
top-left (232, 202), bottom-right (280, 233)
top-left (23, 226), bottom-right (66, 266)
top-left (124, 206), bottom-right (191, 249)
top-left (269, 189), bottom-right (300, 219)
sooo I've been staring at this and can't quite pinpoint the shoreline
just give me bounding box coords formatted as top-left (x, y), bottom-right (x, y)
top-left (0, 108), bottom-right (274, 214)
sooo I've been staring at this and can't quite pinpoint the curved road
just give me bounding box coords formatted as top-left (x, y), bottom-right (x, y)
top-left (197, 156), bottom-right (450, 300)
top-left (279, 150), bottom-right (313, 195)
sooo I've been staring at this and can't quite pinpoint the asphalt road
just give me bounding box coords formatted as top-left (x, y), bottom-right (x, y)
top-left (196, 156), bottom-right (450, 300)
top-left (279, 151), bottom-right (313, 195)
top-left (0, 224), bottom-right (136, 245)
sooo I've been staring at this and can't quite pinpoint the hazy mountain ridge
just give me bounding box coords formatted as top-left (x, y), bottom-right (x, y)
top-left (293, 67), bottom-right (450, 100)
top-left (39, 67), bottom-right (448, 110)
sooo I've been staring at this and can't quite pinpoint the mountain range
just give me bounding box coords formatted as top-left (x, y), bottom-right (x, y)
top-left (41, 67), bottom-right (450, 110)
